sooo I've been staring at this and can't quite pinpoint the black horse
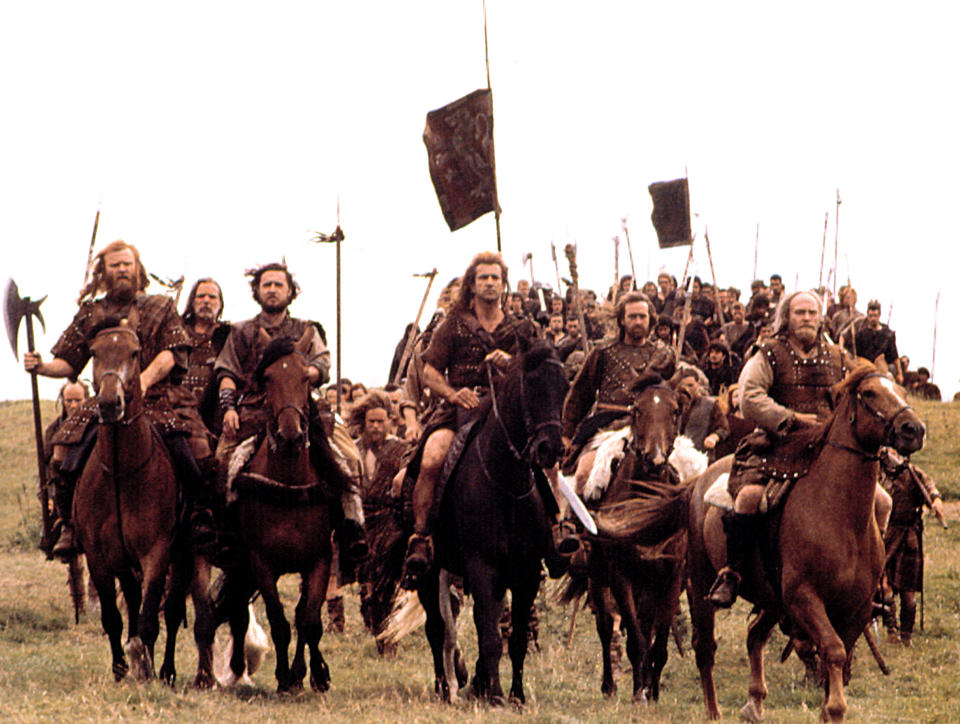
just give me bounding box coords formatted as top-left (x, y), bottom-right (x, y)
top-left (420, 342), bottom-right (569, 705)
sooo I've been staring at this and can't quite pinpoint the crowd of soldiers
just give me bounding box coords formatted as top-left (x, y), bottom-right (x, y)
top-left (27, 241), bottom-right (945, 650)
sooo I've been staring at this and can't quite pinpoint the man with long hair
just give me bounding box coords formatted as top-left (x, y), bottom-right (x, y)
top-left (400, 251), bottom-right (539, 587)
top-left (24, 240), bottom-right (196, 558)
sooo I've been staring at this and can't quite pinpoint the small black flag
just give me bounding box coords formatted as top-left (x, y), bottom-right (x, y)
top-left (423, 89), bottom-right (498, 231)
top-left (648, 178), bottom-right (691, 248)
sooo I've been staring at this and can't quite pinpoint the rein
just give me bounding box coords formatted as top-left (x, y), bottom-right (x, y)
top-left (266, 403), bottom-right (310, 453)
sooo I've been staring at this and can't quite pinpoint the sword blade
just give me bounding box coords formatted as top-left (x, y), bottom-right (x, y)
top-left (557, 474), bottom-right (597, 535)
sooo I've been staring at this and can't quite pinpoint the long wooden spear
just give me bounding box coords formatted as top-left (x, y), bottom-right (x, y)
top-left (833, 190), bottom-right (841, 299)
top-left (612, 236), bottom-right (620, 301)
top-left (818, 211), bottom-right (828, 290)
top-left (931, 291), bottom-right (940, 379)
top-left (392, 269), bottom-right (438, 385)
top-left (81, 197), bottom-right (102, 290)
top-left (621, 218), bottom-right (638, 289)
top-left (752, 223), bottom-right (759, 281)
top-left (703, 228), bottom-right (725, 327)
top-left (550, 242), bottom-right (563, 295)
top-left (564, 243), bottom-right (592, 356)
top-left (482, 0), bottom-right (502, 252)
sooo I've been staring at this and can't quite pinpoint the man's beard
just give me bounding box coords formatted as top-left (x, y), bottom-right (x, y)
top-left (363, 430), bottom-right (385, 449)
top-left (194, 307), bottom-right (217, 323)
top-left (260, 297), bottom-right (289, 314)
top-left (794, 326), bottom-right (818, 349)
top-left (105, 275), bottom-right (136, 302)
top-left (625, 326), bottom-right (648, 343)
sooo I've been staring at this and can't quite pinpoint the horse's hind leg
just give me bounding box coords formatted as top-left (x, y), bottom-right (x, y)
top-left (740, 607), bottom-right (778, 722)
top-left (609, 574), bottom-right (648, 703)
top-left (687, 583), bottom-right (721, 720)
top-left (420, 571), bottom-right (451, 700)
top-left (159, 549), bottom-right (191, 687)
top-left (437, 569), bottom-right (461, 700)
top-left (506, 570), bottom-right (539, 706)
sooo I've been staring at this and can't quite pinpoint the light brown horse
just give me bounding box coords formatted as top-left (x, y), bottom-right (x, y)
top-left (587, 375), bottom-right (686, 703)
top-left (595, 362), bottom-right (925, 721)
top-left (221, 331), bottom-right (336, 693)
top-left (74, 321), bottom-right (213, 685)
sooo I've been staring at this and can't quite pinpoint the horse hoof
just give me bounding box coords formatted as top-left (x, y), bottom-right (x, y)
top-left (489, 694), bottom-right (505, 708)
top-left (601, 682), bottom-right (617, 698)
top-left (508, 690), bottom-right (526, 708)
top-left (633, 689), bottom-right (649, 705)
top-left (125, 637), bottom-right (154, 682)
top-left (192, 671), bottom-right (215, 690)
top-left (112, 660), bottom-right (129, 682)
top-left (740, 699), bottom-right (764, 722)
top-left (310, 670), bottom-right (330, 693)
top-left (159, 665), bottom-right (176, 688)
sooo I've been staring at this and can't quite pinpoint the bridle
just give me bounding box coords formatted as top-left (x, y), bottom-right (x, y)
top-left (486, 358), bottom-right (565, 465)
top-left (828, 372), bottom-right (913, 460)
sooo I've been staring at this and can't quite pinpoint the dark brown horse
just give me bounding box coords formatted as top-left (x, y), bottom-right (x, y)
top-left (220, 331), bottom-right (336, 693)
top-left (595, 362), bottom-right (925, 722)
top-left (584, 375), bottom-right (686, 702)
top-left (74, 321), bottom-right (213, 685)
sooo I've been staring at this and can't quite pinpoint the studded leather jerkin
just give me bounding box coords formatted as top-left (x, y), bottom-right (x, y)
top-left (763, 336), bottom-right (844, 418)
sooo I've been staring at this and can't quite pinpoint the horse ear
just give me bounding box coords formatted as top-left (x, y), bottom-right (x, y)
top-left (295, 328), bottom-right (313, 356)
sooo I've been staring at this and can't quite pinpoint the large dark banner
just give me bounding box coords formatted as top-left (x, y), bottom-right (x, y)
top-left (648, 178), bottom-right (691, 248)
top-left (423, 89), bottom-right (498, 231)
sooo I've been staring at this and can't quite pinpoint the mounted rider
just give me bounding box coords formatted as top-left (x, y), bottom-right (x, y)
top-left (23, 240), bottom-right (203, 559)
top-left (213, 262), bottom-right (367, 566)
top-left (708, 289), bottom-right (847, 607)
top-left (561, 292), bottom-right (677, 491)
top-left (401, 251), bottom-right (548, 587)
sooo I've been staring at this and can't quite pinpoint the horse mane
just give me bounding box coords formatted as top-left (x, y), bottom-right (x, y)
top-left (89, 316), bottom-right (128, 337)
top-left (255, 336), bottom-right (297, 383)
top-left (628, 372), bottom-right (665, 397)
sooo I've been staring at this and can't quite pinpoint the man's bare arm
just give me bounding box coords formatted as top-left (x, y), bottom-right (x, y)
top-left (140, 350), bottom-right (175, 395)
top-left (23, 352), bottom-right (74, 379)
top-left (423, 362), bottom-right (479, 409)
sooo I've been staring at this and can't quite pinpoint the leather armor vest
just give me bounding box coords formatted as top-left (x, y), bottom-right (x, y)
top-left (763, 335), bottom-right (844, 418)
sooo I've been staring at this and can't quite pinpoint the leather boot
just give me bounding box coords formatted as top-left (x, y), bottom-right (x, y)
top-left (51, 475), bottom-right (78, 560)
top-left (707, 512), bottom-right (760, 608)
top-left (883, 594), bottom-right (899, 643)
top-left (900, 598), bottom-right (916, 646)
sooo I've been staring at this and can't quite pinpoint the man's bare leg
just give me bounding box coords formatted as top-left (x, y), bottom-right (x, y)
top-left (403, 429), bottom-right (455, 586)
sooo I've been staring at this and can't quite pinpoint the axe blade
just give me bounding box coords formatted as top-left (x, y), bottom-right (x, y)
top-left (3, 278), bottom-right (23, 359)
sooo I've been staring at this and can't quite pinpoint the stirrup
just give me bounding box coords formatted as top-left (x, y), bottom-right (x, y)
top-left (706, 567), bottom-right (741, 608)
top-left (401, 533), bottom-right (433, 590)
top-left (52, 524), bottom-right (78, 560)
top-left (553, 520), bottom-right (581, 555)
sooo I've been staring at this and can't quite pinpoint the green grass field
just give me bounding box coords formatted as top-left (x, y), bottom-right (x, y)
top-left (1, 399), bottom-right (957, 723)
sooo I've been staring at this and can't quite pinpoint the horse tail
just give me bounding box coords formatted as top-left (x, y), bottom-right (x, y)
top-left (592, 479), bottom-right (692, 546)
top-left (360, 502), bottom-right (409, 639)
top-left (552, 569), bottom-right (589, 606)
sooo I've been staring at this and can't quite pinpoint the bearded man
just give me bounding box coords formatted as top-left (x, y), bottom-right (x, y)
top-left (214, 262), bottom-right (367, 565)
top-left (561, 292), bottom-right (676, 492)
top-left (709, 290), bottom-right (855, 607)
top-left (401, 251), bottom-right (542, 586)
top-left (24, 240), bottom-right (196, 559)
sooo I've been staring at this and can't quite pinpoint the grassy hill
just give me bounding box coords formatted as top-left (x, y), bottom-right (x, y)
top-left (0, 397), bottom-right (958, 722)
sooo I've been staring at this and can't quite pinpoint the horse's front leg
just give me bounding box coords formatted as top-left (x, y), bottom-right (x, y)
top-left (466, 557), bottom-right (505, 706)
top-left (786, 585), bottom-right (848, 723)
top-left (608, 568), bottom-right (647, 703)
top-left (90, 568), bottom-right (128, 681)
top-left (506, 567), bottom-right (539, 706)
top-left (117, 568), bottom-right (155, 682)
top-left (257, 571), bottom-right (294, 693)
top-left (740, 607), bottom-right (778, 722)
top-left (418, 570), bottom-right (451, 700)
top-left (159, 545), bottom-right (192, 687)
top-left (297, 557), bottom-right (332, 693)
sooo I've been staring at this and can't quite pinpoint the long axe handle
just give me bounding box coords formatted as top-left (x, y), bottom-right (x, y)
top-left (392, 270), bottom-right (438, 385)
top-left (24, 315), bottom-right (52, 554)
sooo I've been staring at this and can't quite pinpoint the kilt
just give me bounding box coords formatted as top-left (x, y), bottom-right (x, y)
top-left (884, 522), bottom-right (923, 592)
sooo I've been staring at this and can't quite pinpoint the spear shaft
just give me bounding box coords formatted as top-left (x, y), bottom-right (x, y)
top-left (621, 218), bottom-right (638, 289)
top-left (392, 269), bottom-right (438, 385)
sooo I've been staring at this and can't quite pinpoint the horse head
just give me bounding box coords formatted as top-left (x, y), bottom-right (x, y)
top-left (90, 319), bottom-right (141, 424)
top-left (628, 373), bottom-right (681, 472)
top-left (836, 361), bottom-right (926, 456)
top-left (257, 329), bottom-right (313, 459)
top-left (510, 343), bottom-right (568, 469)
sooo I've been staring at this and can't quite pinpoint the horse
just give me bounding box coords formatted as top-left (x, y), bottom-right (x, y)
top-left (593, 361), bottom-right (925, 722)
top-left (73, 320), bottom-right (213, 685)
top-left (584, 375), bottom-right (688, 703)
top-left (218, 331), bottom-right (337, 693)
top-left (422, 342), bottom-right (569, 705)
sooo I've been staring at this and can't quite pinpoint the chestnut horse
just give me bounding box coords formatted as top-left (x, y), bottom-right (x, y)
top-left (595, 362), bottom-right (925, 721)
top-left (587, 375), bottom-right (686, 703)
top-left (74, 321), bottom-right (214, 685)
top-left (219, 332), bottom-right (336, 693)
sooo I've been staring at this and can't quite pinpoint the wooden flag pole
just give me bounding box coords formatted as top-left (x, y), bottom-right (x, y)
top-left (612, 236), bottom-right (620, 301)
top-left (482, 0), bottom-right (502, 252)
top-left (752, 223), bottom-right (759, 281)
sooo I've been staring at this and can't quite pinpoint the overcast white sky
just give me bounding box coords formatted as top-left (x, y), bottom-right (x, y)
top-left (2, 1), bottom-right (958, 404)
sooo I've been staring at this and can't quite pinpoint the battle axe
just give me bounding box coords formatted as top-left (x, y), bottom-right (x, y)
top-left (3, 279), bottom-right (53, 555)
